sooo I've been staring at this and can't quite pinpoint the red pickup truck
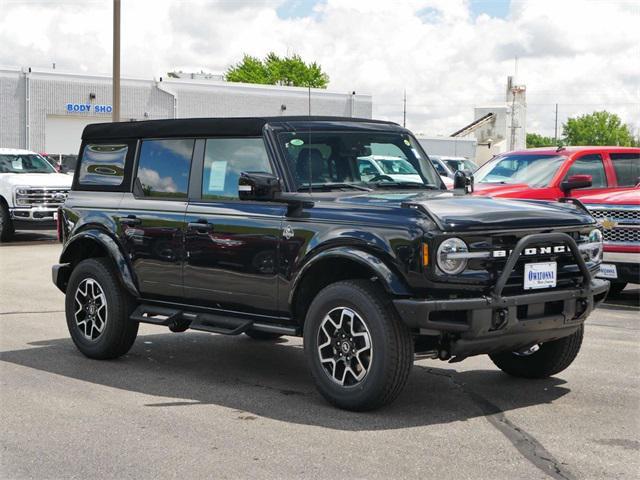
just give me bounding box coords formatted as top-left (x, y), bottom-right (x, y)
top-left (472, 146), bottom-right (639, 294)
top-left (473, 146), bottom-right (639, 200)
top-left (579, 188), bottom-right (639, 294)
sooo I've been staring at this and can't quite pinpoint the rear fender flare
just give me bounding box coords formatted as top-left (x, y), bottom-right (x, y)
top-left (60, 229), bottom-right (139, 297)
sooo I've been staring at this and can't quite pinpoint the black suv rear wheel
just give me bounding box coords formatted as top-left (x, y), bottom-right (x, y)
top-left (303, 280), bottom-right (413, 411)
top-left (489, 325), bottom-right (584, 378)
top-left (65, 258), bottom-right (139, 359)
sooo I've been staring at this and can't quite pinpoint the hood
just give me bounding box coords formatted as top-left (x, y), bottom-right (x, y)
top-left (472, 182), bottom-right (539, 198)
top-left (578, 187), bottom-right (640, 205)
top-left (0, 173), bottom-right (72, 188)
top-left (333, 190), bottom-right (594, 232)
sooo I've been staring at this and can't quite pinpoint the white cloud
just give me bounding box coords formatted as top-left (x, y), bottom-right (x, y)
top-left (1, 0), bottom-right (638, 137)
top-left (138, 167), bottom-right (177, 193)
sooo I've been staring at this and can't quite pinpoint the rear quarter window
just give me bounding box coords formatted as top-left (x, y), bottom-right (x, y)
top-left (78, 144), bottom-right (128, 186)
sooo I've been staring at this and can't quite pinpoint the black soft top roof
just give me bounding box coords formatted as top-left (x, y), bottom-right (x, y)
top-left (82, 116), bottom-right (402, 140)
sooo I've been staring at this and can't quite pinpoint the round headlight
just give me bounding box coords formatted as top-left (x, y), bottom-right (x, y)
top-left (437, 237), bottom-right (469, 275)
top-left (587, 228), bottom-right (603, 263)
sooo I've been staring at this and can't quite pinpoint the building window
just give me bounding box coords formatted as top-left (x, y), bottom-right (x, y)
top-left (78, 144), bottom-right (128, 186)
top-left (135, 139), bottom-right (194, 198)
top-left (202, 138), bottom-right (272, 200)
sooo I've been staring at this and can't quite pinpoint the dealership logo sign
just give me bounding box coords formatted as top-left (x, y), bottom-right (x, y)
top-left (66, 103), bottom-right (113, 114)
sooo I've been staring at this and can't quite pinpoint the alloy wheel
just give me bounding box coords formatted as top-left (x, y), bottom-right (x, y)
top-left (317, 307), bottom-right (373, 387)
top-left (74, 278), bottom-right (108, 341)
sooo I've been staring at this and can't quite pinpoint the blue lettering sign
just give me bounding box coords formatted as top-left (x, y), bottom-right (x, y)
top-left (65, 103), bottom-right (113, 114)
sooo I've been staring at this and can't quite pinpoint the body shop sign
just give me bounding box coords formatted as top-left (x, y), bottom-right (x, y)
top-left (66, 103), bottom-right (113, 114)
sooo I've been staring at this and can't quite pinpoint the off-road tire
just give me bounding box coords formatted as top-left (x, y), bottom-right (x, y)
top-left (608, 282), bottom-right (627, 297)
top-left (489, 325), bottom-right (584, 378)
top-left (65, 258), bottom-right (139, 359)
top-left (244, 330), bottom-right (283, 341)
top-left (0, 202), bottom-right (15, 242)
top-left (303, 280), bottom-right (413, 411)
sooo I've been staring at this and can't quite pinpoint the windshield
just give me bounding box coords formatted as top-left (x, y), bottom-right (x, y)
top-left (278, 131), bottom-right (443, 191)
top-left (0, 154), bottom-right (56, 174)
top-left (474, 154), bottom-right (565, 187)
top-left (444, 158), bottom-right (477, 173)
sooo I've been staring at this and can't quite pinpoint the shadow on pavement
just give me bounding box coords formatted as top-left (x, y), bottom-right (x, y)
top-left (1, 331), bottom-right (571, 431)
top-left (0, 230), bottom-right (57, 246)
top-left (601, 284), bottom-right (640, 309)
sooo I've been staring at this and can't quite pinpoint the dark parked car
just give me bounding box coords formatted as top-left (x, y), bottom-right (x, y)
top-left (52, 117), bottom-right (609, 410)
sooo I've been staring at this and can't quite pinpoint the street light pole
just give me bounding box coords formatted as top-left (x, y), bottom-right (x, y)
top-left (112, 0), bottom-right (121, 122)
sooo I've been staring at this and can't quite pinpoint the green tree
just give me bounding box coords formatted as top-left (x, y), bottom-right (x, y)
top-left (225, 53), bottom-right (329, 88)
top-left (526, 133), bottom-right (556, 148)
top-left (562, 111), bottom-right (634, 146)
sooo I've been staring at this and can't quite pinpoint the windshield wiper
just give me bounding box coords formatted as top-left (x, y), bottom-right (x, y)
top-left (368, 181), bottom-right (440, 190)
top-left (297, 183), bottom-right (373, 192)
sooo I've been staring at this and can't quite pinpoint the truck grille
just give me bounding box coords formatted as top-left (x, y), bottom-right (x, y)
top-left (463, 230), bottom-right (592, 295)
top-left (15, 188), bottom-right (69, 208)
top-left (586, 205), bottom-right (640, 245)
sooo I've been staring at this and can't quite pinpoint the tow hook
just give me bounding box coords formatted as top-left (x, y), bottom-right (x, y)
top-left (491, 308), bottom-right (509, 331)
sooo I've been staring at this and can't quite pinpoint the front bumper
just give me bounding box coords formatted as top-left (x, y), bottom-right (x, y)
top-left (10, 207), bottom-right (57, 229)
top-left (599, 252), bottom-right (640, 284)
top-left (394, 231), bottom-right (611, 358)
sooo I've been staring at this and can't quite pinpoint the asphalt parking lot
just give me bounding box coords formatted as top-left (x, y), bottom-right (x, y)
top-left (1, 233), bottom-right (638, 479)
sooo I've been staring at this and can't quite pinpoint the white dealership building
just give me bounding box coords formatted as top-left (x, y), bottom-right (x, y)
top-left (0, 66), bottom-right (372, 155)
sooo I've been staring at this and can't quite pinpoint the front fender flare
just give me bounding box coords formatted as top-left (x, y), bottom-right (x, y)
top-left (289, 246), bottom-right (412, 306)
top-left (59, 229), bottom-right (139, 297)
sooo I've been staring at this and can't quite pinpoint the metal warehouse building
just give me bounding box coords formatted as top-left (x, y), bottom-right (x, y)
top-left (0, 66), bottom-right (372, 155)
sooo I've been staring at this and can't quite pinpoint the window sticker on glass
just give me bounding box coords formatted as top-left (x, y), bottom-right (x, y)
top-left (290, 139), bottom-right (305, 146)
top-left (12, 160), bottom-right (23, 170)
top-left (208, 161), bottom-right (227, 191)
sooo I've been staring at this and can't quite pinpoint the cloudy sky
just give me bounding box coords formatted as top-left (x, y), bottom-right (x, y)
top-left (1, 0), bottom-right (638, 137)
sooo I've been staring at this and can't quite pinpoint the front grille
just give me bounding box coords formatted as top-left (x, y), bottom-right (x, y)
top-left (462, 230), bottom-right (591, 295)
top-left (15, 188), bottom-right (69, 208)
top-left (588, 208), bottom-right (639, 222)
top-left (601, 228), bottom-right (640, 243)
top-left (586, 205), bottom-right (640, 245)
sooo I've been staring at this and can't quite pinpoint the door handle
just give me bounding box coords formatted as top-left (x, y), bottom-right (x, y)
top-left (187, 219), bottom-right (213, 233)
top-left (121, 215), bottom-right (141, 226)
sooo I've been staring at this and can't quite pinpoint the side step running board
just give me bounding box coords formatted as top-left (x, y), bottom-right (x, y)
top-left (130, 304), bottom-right (299, 336)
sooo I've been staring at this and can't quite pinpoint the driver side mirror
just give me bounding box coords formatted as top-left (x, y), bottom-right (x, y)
top-left (561, 174), bottom-right (592, 196)
top-left (453, 170), bottom-right (474, 193)
top-left (238, 172), bottom-right (282, 201)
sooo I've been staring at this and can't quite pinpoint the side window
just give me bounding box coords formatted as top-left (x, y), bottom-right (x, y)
top-left (565, 154), bottom-right (607, 188)
top-left (78, 144), bottom-right (128, 186)
top-left (610, 153), bottom-right (640, 186)
top-left (135, 139), bottom-right (194, 198)
top-left (202, 138), bottom-right (272, 200)
top-left (432, 161), bottom-right (447, 176)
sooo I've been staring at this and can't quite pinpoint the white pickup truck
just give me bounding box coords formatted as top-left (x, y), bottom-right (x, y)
top-left (0, 148), bottom-right (72, 242)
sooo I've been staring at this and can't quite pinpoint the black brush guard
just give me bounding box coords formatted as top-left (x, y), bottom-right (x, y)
top-left (394, 232), bottom-right (610, 357)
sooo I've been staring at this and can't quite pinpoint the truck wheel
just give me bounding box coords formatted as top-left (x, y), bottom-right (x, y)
top-left (608, 282), bottom-right (627, 297)
top-left (303, 280), bottom-right (413, 411)
top-left (244, 330), bottom-right (283, 341)
top-left (0, 202), bottom-right (15, 242)
top-left (489, 325), bottom-right (583, 379)
top-left (65, 258), bottom-right (139, 359)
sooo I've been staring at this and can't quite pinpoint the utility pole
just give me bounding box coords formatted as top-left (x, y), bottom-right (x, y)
top-left (403, 89), bottom-right (406, 127)
top-left (554, 103), bottom-right (558, 143)
top-left (112, 0), bottom-right (121, 122)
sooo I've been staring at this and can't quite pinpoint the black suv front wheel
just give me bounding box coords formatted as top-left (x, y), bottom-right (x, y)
top-left (65, 258), bottom-right (139, 359)
top-left (489, 325), bottom-right (584, 378)
top-left (303, 280), bottom-right (413, 411)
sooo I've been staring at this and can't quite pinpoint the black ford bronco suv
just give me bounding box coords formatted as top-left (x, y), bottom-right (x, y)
top-left (52, 116), bottom-right (609, 411)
